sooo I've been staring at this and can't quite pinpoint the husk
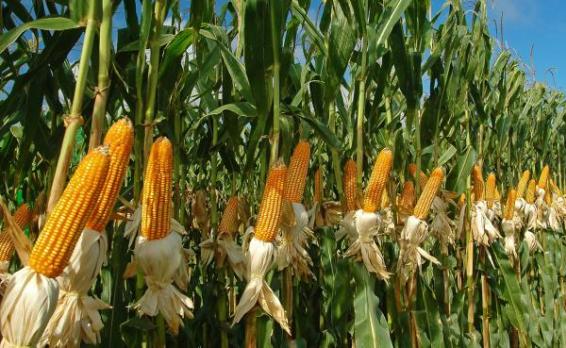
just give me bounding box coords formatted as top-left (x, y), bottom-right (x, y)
top-left (39, 229), bottom-right (110, 347)
top-left (523, 231), bottom-right (541, 253)
top-left (471, 201), bottom-right (501, 246)
top-left (0, 261), bottom-right (10, 295)
top-left (133, 232), bottom-right (193, 335)
top-left (0, 267), bottom-right (59, 347)
top-left (232, 237), bottom-right (290, 335)
top-left (397, 215), bottom-right (440, 285)
top-left (501, 219), bottom-right (519, 260)
top-left (276, 203), bottom-right (315, 279)
top-left (430, 197), bottom-right (455, 247)
top-left (199, 234), bottom-right (246, 280)
top-left (343, 210), bottom-right (390, 280)
top-left (336, 211), bottom-right (357, 243)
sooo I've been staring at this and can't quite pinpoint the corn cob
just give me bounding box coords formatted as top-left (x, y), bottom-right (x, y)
top-left (538, 165), bottom-right (550, 190)
top-left (314, 167), bottom-right (322, 204)
top-left (526, 179), bottom-right (537, 204)
top-left (408, 163), bottom-right (428, 189)
top-left (485, 173), bottom-right (496, 208)
top-left (343, 159), bottom-right (358, 212)
top-left (550, 179), bottom-right (562, 196)
top-left (414, 167), bottom-right (444, 220)
top-left (458, 193), bottom-right (466, 209)
top-left (283, 141), bottom-right (310, 203)
top-left (516, 170), bottom-right (531, 198)
top-left (0, 204), bottom-right (33, 262)
top-left (472, 165), bottom-right (484, 201)
top-left (218, 196), bottom-right (240, 236)
top-left (495, 186), bottom-right (501, 200)
top-left (399, 181), bottom-right (416, 214)
top-left (545, 190), bottom-right (553, 205)
top-left (28, 147), bottom-right (110, 278)
top-left (254, 163), bottom-right (287, 242)
top-left (141, 137), bottom-right (173, 240)
top-left (363, 148), bottom-right (393, 212)
top-left (504, 189), bottom-right (517, 220)
top-left (86, 118), bottom-right (134, 232)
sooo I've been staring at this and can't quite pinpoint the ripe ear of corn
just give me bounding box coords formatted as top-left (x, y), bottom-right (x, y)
top-left (28, 147), bottom-right (110, 278)
top-left (414, 167), bottom-right (444, 220)
top-left (254, 163), bottom-right (287, 242)
top-left (86, 118), bottom-right (134, 232)
top-left (538, 165), bottom-right (550, 190)
top-left (0, 204), bottom-right (33, 262)
top-left (526, 179), bottom-right (537, 204)
top-left (504, 189), bottom-right (517, 220)
top-left (141, 137), bottom-right (173, 240)
top-left (516, 170), bottom-right (531, 198)
top-left (363, 148), bottom-right (393, 212)
top-left (343, 159), bottom-right (358, 212)
top-left (399, 181), bottom-right (416, 215)
top-left (550, 179), bottom-right (562, 196)
top-left (218, 196), bottom-right (240, 236)
top-left (472, 164), bottom-right (484, 201)
top-left (408, 163), bottom-right (428, 189)
top-left (283, 141), bottom-right (310, 203)
top-left (485, 173), bottom-right (496, 208)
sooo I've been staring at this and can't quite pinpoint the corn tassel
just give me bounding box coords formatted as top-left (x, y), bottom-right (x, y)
top-left (363, 148), bottom-right (393, 212)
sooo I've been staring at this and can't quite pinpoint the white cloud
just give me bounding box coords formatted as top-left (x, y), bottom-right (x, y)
top-left (489, 0), bottom-right (539, 25)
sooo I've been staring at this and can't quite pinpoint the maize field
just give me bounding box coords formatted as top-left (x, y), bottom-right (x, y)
top-left (2, 0), bottom-right (566, 347)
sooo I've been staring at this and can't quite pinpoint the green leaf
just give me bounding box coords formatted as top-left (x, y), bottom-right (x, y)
top-left (0, 17), bottom-right (80, 54)
top-left (374, 0), bottom-right (412, 58)
top-left (447, 147), bottom-right (477, 194)
top-left (295, 112), bottom-right (342, 150)
top-left (352, 263), bottom-right (393, 348)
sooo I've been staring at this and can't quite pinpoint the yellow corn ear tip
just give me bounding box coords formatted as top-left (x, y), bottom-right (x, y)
top-left (407, 163), bottom-right (428, 188)
top-left (0, 204), bottom-right (33, 262)
top-left (29, 147), bottom-right (110, 278)
top-left (363, 148), bottom-right (393, 212)
top-left (254, 163), bottom-right (287, 242)
top-left (283, 141), bottom-right (310, 203)
top-left (472, 164), bottom-right (484, 201)
top-left (538, 165), bottom-right (550, 190)
top-left (516, 170), bottom-right (531, 198)
top-left (525, 179), bottom-right (537, 204)
top-left (12, 203), bottom-right (33, 228)
top-left (343, 159), bottom-right (358, 212)
top-left (458, 193), bottom-right (466, 209)
top-left (550, 179), bottom-right (562, 196)
top-left (86, 118), bottom-right (134, 232)
top-left (218, 196), bottom-right (240, 236)
top-left (141, 137), bottom-right (173, 240)
top-left (399, 181), bottom-right (416, 214)
top-left (504, 189), bottom-right (517, 220)
top-left (414, 167), bottom-right (444, 220)
top-left (314, 167), bottom-right (322, 204)
top-left (485, 173), bottom-right (496, 208)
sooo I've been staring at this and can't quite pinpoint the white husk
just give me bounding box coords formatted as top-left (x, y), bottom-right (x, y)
top-left (276, 203), bottom-right (315, 279)
top-left (336, 211), bottom-right (357, 243)
top-left (0, 266), bottom-right (59, 347)
top-left (397, 215), bottom-right (440, 285)
top-left (124, 205), bottom-right (142, 247)
top-left (343, 210), bottom-right (390, 280)
top-left (523, 231), bottom-right (541, 253)
top-left (501, 219), bottom-right (520, 260)
top-left (380, 207), bottom-right (396, 236)
top-left (133, 232), bottom-right (193, 335)
top-left (471, 201), bottom-right (501, 246)
top-left (199, 234), bottom-right (246, 280)
top-left (232, 237), bottom-right (290, 335)
top-left (40, 229), bottom-right (110, 347)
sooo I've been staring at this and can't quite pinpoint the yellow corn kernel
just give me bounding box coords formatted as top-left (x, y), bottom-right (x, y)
top-left (0, 204), bottom-right (33, 263)
top-left (538, 165), bottom-right (550, 190)
top-left (86, 118), bottom-right (134, 232)
top-left (550, 179), bottom-right (562, 196)
top-left (381, 187), bottom-right (390, 209)
top-left (29, 147), bottom-right (110, 278)
top-left (504, 189), bottom-right (517, 220)
top-left (485, 173), bottom-right (496, 208)
top-left (516, 170), bottom-right (531, 199)
top-left (218, 196), bottom-right (240, 236)
top-left (414, 167), bottom-right (444, 220)
top-left (526, 179), bottom-right (537, 204)
top-left (472, 165), bottom-right (484, 201)
top-left (283, 141), bottom-right (310, 203)
top-left (343, 159), bottom-right (358, 212)
top-left (254, 163), bottom-right (287, 242)
top-left (545, 190), bottom-right (553, 205)
top-left (363, 148), bottom-right (393, 212)
top-left (141, 137), bottom-right (173, 240)
top-left (399, 181), bottom-right (416, 215)
top-left (458, 193), bottom-right (466, 210)
top-left (313, 167), bottom-right (322, 204)
top-left (495, 186), bottom-right (501, 200)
